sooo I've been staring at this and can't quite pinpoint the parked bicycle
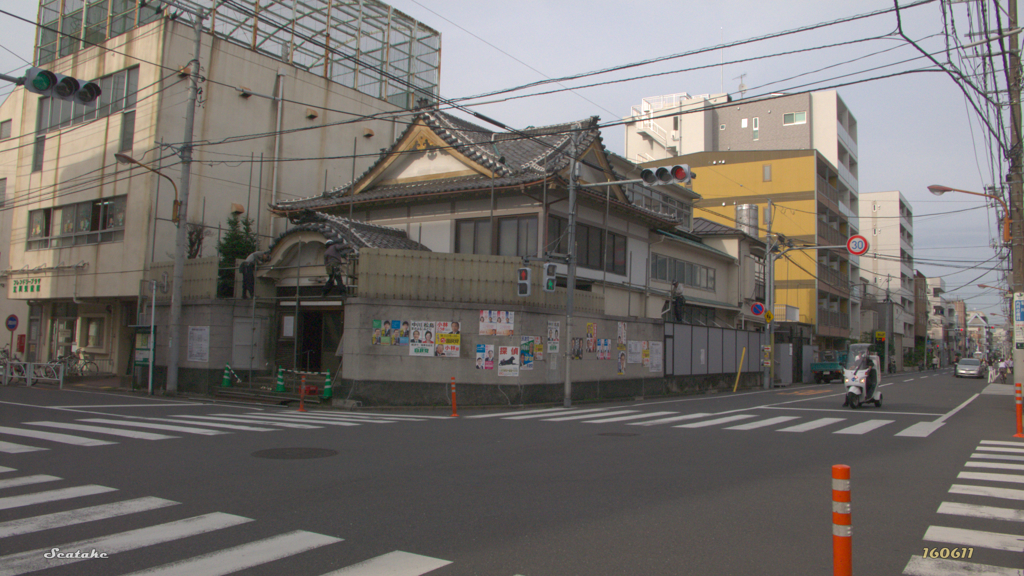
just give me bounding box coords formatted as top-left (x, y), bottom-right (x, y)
top-left (54, 353), bottom-right (99, 377)
top-left (0, 346), bottom-right (25, 378)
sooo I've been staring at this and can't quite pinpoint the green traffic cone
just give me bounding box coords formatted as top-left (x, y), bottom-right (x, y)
top-left (220, 365), bottom-right (231, 388)
top-left (275, 367), bottom-right (286, 393)
top-left (321, 370), bottom-right (333, 400)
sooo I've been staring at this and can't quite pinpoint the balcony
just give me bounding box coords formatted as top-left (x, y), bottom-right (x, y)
top-left (837, 120), bottom-right (859, 158)
top-left (818, 224), bottom-right (844, 247)
top-left (636, 117), bottom-right (669, 148)
top-left (816, 175), bottom-right (839, 205)
top-left (818, 307), bottom-right (850, 329)
top-left (817, 264), bottom-right (850, 292)
top-left (838, 163), bottom-right (859, 191)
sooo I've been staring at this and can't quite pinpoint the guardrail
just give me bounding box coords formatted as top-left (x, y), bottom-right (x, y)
top-left (2, 362), bottom-right (65, 389)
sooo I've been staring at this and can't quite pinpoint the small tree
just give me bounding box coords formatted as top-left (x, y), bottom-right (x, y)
top-left (186, 220), bottom-right (211, 259)
top-left (216, 213), bottom-right (259, 297)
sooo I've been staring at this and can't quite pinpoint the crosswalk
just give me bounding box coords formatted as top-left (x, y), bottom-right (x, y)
top-left (904, 439), bottom-right (1024, 575)
top-left (0, 411), bottom-right (440, 454)
top-left (0, 466), bottom-right (452, 575)
top-left (468, 407), bottom-right (941, 437)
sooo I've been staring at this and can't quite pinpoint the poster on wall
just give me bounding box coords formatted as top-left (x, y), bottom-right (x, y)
top-left (435, 322), bottom-right (460, 357)
top-left (617, 350), bottom-right (626, 375)
top-left (476, 344), bottom-right (495, 370)
top-left (596, 338), bottom-right (610, 360)
top-left (409, 321), bottom-right (435, 356)
top-left (547, 321), bottom-right (560, 354)
top-left (498, 311), bottom-right (515, 336)
top-left (187, 326), bottom-right (209, 363)
top-left (380, 320), bottom-right (393, 346)
top-left (479, 310), bottom-right (496, 336)
top-left (649, 341), bottom-right (663, 373)
top-left (627, 340), bottom-right (643, 364)
top-left (498, 345), bottom-right (519, 376)
top-left (534, 339), bottom-right (544, 362)
top-left (617, 322), bottom-right (627, 350)
top-left (520, 336), bottom-right (536, 370)
top-left (371, 320), bottom-right (382, 345)
top-left (479, 311), bottom-right (515, 336)
top-left (392, 320), bottom-right (409, 346)
top-left (642, 341), bottom-right (650, 367)
top-left (571, 338), bottom-right (584, 360)
top-left (585, 323), bottom-right (597, 353)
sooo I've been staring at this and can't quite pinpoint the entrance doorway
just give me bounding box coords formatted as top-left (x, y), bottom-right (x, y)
top-left (294, 309), bottom-right (343, 375)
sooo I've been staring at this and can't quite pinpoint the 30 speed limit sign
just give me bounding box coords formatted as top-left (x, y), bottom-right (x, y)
top-left (846, 235), bottom-right (869, 256)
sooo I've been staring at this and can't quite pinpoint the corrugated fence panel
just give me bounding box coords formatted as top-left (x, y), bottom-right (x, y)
top-left (708, 327), bottom-right (723, 374)
top-left (723, 329), bottom-right (737, 373)
top-left (675, 325), bottom-right (692, 376)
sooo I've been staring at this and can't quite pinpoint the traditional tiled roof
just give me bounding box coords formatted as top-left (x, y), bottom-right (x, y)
top-left (265, 211), bottom-right (430, 253)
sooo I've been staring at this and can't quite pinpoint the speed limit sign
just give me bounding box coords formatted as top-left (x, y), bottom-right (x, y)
top-left (847, 235), bottom-right (869, 256)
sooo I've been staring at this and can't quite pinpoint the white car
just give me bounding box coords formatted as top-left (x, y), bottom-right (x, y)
top-left (954, 358), bottom-right (985, 379)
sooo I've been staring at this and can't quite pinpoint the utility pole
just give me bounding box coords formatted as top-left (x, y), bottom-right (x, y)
top-left (765, 199), bottom-right (774, 389)
top-left (1007, 0), bottom-right (1024, 391)
top-left (563, 129), bottom-right (580, 408)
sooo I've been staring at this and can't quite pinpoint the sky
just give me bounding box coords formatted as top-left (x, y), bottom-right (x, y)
top-left (0, 0), bottom-right (1015, 321)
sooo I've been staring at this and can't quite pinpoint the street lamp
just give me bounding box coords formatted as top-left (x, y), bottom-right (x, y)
top-left (114, 153), bottom-right (181, 224)
top-left (978, 283), bottom-right (1013, 294)
top-left (928, 185), bottom-right (1011, 243)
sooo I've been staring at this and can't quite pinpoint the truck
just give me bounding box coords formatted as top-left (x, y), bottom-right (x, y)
top-left (811, 349), bottom-right (846, 384)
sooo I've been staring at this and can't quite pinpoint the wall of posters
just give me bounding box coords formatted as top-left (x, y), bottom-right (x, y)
top-left (617, 351), bottom-right (626, 375)
top-left (409, 321), bottom-right (435, 356)
top-left (585, 323), bottom-right (596, 353)
top-left (435, 321), bottom-right (460, 357)
top-left (547, 321), bottom-right (560, 354)
top-left (372, 320), bottom-right (409, 346)
top-left (596, 338), bottom-right (610, 360)
top-left (617, 322), bottom-right (627, 350)
top-left (571, 337), bottom-right (583, 360)
top-left (520, 336), bottom-right (536, 370)
top-left (476, 344), bottom-right (494, 370)
top-left (649, 341), bottom-right (663, 373)
top-left (642, 341), bottom-right (650, 367)
top-left (627, 340), bottom-right (643, 364)
top-left (479, 310), bottom-right (515, 336)
top-left (498, 345), bottom-right (519, 376)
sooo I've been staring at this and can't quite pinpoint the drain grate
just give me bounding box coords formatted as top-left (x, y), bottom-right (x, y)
top-left (252, 447), bottom-right (338, 460)
top-left (598, 432), bottom-right (639, 437)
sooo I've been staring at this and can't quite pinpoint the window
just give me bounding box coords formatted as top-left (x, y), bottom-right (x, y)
top-left (32, 135), bottom-right (45, 172)
top-left (673, 116), bottom-right (679, 130)
top-left (741, 118), bottom-right (748, 128)
top-left (119, 109), bottom-right (135, 152)
top-left (457, 215), bottom-right (536, 257)
top-left (83, 317), bottom-right (104, 348)
top-left (26, 194), bottom-right (127, 250)
top-left (763, 164), bottom-right (772, 182)
top-left (0, 178), bottom-right (6, 207)
top-left (0, 120), bottom-right (10, 140)
top-left (783, 111), bottom-right (807, 125)
top-left (752, 117), bottom-right (759, 140)
top-left (456, 219), bottom-right (491, 255)
top-left (548, 216), bottom-right (626, 275)
top-left (37, 66), bottom-right (138, 134)
top-left (650, 253), bottom-right (716, 291)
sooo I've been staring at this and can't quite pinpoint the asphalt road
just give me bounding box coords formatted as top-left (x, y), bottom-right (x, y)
top-left (0, 368), bottom-right (1019, 575)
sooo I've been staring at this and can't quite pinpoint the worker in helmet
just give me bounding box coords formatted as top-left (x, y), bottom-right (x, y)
top-left (322, 238), bottom-right (354, 297)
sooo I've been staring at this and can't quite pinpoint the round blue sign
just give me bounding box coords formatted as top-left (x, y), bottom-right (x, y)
top-left (5, 315), bottom-right (18, 332)
top-left (751, 303), bottom-right (765, 316)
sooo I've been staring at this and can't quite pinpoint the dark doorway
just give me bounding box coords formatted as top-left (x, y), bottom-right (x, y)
top-left (299, 310), bottom-right (323, 372)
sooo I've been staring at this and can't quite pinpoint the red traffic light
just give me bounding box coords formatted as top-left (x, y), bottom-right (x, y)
top-left (518, 269), bottom-right (528, 281)
top-left (671, 165), bottom-right (688, 180)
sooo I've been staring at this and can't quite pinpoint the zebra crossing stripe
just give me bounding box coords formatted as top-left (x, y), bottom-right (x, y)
top-left (0, 485), bottom-right (117, 511)
top-left (965, 461), bottom-right (1024, 471)
top-left (0, 475), bottom-right (60, 491)
top-left (0, 467), bottom-right (14, 473)
top-left (504, 408), bottom-right (610, 420)
top-left (628, 413), bottom-right (712, 426)
top-left (949, 484), bottom-right (1024, 501)
top-left (970, 452), bottom-right (1024, 462)
top-left (467, 408), bottom-right (567, 419)
top-left (903, 554), bottom-right (1019, 575)
top-left (144, 418), bottom-right (276, 432)
top-left (25, 422), bottom-right (177, 440)
top-left (937, 501), bottom-right (1024, 522)
top-left (544, 410), bottom-right (638, 422)
top-left (974, 446), bottom-right (1024, 454)
top-left (317, 550), bottom-right (453, 576)
top-left (78, 419), bottom-right (225, 436)
top-left (118, 530), bottom-right (342, 576)
top-left (265, 412), bottom-right (419, 422)
top-left (0, 426), bottom-right (115, 447)
top-left (0, 497), bottom-right (178, 538)
top-left (675, 415), bottom-right (757, 428)
top-left (894, 422), bottom-right (944, 438)
top-left (834, 420), bottom-right (894, 435)
top-left (0, 512), bottom-right (252, 576)
top-left (923, 525), bottom-right (1024, 552)
top-left (226, 414), bottom-right (360, 427)
top-left (726, 416), bottom-right (800, 430)
top-left (582, 411), bottom-right (678, 424)
top-left (980, 440), bottom-right (1024, 447)
top-left (958, 471), bottom-right (1024, 484)
top-left (170, 415), bottom-right (322, 429)
top-left (0, 441), bottom-right (46, 454)
top-left (777, 418), bottom-right (845, 433)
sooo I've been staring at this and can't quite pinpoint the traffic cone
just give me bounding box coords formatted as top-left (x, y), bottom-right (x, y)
top-left (220, 364), bottom-right (231, 387)
top-left (321, 370), bottom-right (333, 401)
top-left (275, 366), bottom-right (285, 393)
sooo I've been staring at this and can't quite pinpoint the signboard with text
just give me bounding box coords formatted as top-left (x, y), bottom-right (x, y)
top-left (1015, 293), bottom-right (1024, 350)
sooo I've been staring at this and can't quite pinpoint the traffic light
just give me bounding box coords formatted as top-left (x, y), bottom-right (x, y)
top-left (640, 164), bottom-right (695, 186)
top-left (23, 67), bottom-right (102, 104)
top-left (517, 267), bottom-right (531, 297)
top-left (542, 263), bottom-right (556, 292)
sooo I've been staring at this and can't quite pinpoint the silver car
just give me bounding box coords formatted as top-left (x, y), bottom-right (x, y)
top-left (955, 358), bottom-right (985, 379)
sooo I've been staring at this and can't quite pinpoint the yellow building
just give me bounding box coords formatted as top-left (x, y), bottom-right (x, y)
top-left (642, 150), bottom-right (859, 350)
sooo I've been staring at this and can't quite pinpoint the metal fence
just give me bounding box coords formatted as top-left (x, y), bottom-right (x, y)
top-left (664, 323), bottom-right (765, 376)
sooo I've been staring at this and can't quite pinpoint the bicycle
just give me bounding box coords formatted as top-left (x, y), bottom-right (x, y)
top-left (55, 353), bottom-right (99, 377)
top-left (0, 346), bottom-right (25, 379)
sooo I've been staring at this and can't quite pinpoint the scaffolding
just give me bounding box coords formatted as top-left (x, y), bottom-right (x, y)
top-left (35, 0), bottom-right (441, 109)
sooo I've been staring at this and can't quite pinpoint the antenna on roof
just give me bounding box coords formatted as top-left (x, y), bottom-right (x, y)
top-left (734, 73), bottom-right (747, 98)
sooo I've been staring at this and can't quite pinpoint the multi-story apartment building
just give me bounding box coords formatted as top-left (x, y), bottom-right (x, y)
top-left (0, 0), bottom-right (439, 377)
top-left (858, 191), bottom-right (915, 364)
top-left (924, 277), bottom-right (955, 365)
top-left (622, 90), bottom-right (862, 350)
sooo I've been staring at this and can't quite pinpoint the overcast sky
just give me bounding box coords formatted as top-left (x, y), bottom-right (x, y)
top-left (0, 0), bottom-right (1014, 320)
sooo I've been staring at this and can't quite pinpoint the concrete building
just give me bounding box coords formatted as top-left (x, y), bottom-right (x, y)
top-left (924, 277), bottom-right (955, 365)
top-left (0, 0), bottom-right (440, 380)
top-left (623, 90), bottom-right (862, 349)
top-left (858, 191), bottom-right (915, 366)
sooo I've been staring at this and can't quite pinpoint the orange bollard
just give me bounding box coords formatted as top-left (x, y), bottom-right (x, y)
top-left (1015, 383), bottom-right (1023, 438)
top-left (832, 464), bottom-right (852, 576)
top-left (298, 373), bottom-right (307, 413)
top-left (450, 376), bottom-right (458, 418)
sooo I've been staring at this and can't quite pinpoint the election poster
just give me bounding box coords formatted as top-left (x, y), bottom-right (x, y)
top-left (435, 321), bottom-right (460, 357)
top-left (617, 351), bottom-right (626, 375)
top-left (571, 338), bottom-right (583, 360)
top-left (520, 336), bottom-right (536, 370)
top-left (585, 323), bottom-right (596, 353)
top-left (476, 344), bottom-right (495, 370)
top-left (617, 322), bottom-right (627, 350)
top-left (498, 345), bottom-right (519, 377)
top-left (642, 341), bottom-right (650, 367)
top-left (596, 338), bottom-right (610, 360)
top-left (409, 321), bottom-right (435, 356)
top-left (627, 340), bottom-right (643, 364)
top-left (380, 320), bottom-right (393, 346)
top-left (479, 311), bottom-right (515, 336)
top-left (371, 319), bottom-right (382, 345)
top-left (547, 321), bottom-right (560, 354)
top-left (649, 341), bottom-right (663, 373)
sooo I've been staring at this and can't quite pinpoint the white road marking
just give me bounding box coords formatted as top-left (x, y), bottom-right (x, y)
top-left (167, 415), bottom-right (321, 429)
top-left (980, 440), bottom-right (1024, 447)
top-left (923, 525), bottom-right (1024, 552)
top-left (628, 413), bottom-right (712, 426)
top-left (0, 512), bottom-right (252, 576)
top-left (0, 475), bottom-right (60, 491)
top-left (145, 418), bottom-right (276, 432)
top-left (225, 414), bottom-right (360, 427)
top-left (0, 426), bottom-right (115, 447)
top-left (582, 411), bottom-right (677, 424)
top-left (675, 415), bottom-right (757, 428)
top-left (0, 497), bottom-right (178, 538)
top-left (317, 550), bottom-right (453, 576)
top-left (903, 555), bottom-right (1019, 575)
top-left (280, 414), bottom-right (399, 424)
top-left (78, 419), bottom-right (224, 435)
top-left (0, 441), bottom-right (46, 454)
top-left (504, 408), bottom-right (610, 420)
top-left (762, 406), bottom-right (944, 416)
top-left (0, 485), bottom-right (117, 511)
top-left (725, 416), bottom-right (800, 430)
top-left (25, 421), bottom-right (177, 440)
top-left (902, 379), bottom-right (913, 382)
top-left (971, 446), bottom-right (1024, 454)
top-left (949, 484), bottom-right (1024, 501)
top-left (970, 453), bottom-right (1024, 462)
top-left (895, 422), bottom-right (945, 438)
top-left (0, 467), bottom-right (14, 473)
top-left (777, 418), bottom-right (845, 432)
top-left (48, 404), bottom-right (198, 408)
top-left (965, 461), bottom-right (1024, 471)
top-left (544, 410), bottom-right (638, 422)
top-left (119, 530), bottom-right (342, 576)
top-left (937, 501), bottom-right (1024, 522)
top-left (958, 471), bottom-right (1024, 484)
top-left (466, 408), bottom-right (568, 419)
top-left (833, 420), bottom-right (894, 435)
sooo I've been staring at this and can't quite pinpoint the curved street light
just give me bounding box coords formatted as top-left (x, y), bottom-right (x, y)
top-left (114, 153), bottom-right (181, 225)
top-left (978, 283), bottom-right (1013, 294)
top-left (928, 184), bottom-right (1010, 243)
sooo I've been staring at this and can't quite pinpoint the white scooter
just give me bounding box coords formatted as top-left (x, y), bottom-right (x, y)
top-left (843, 344), bottom-right (882, 409)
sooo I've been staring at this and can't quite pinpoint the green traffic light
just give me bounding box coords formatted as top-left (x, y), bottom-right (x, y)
top-left (546, 279), bottom-right (555, 290)
top-left (31, 74), bottom-right (53, 91)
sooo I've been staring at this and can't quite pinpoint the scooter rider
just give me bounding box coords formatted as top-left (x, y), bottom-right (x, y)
top-left (843, 355), bottom-right (877, 407)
